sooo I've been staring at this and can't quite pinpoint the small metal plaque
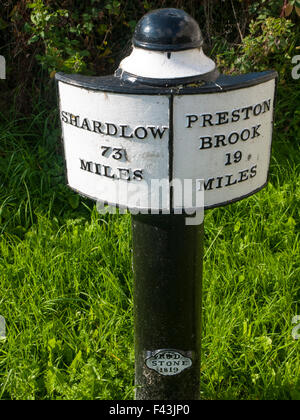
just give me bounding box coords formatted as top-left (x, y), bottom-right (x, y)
top-left (145, 349), bottom-right (193, 376)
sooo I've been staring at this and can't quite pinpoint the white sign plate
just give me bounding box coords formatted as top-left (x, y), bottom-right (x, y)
top-left (57, 75), bottom-right (276, 211)
top-left (173, 79), bottom-right (276, 208)
top-left (58, 82), bottom-right (169, 211)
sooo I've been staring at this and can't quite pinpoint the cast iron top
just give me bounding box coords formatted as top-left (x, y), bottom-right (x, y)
top-left (133, 8), bottom-right (203, 52)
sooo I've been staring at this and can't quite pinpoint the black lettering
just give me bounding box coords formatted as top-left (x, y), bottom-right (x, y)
top-left (250, 164), bottom-right (257, 178)
top-left (238, 169), bottom-right (249, 182)
top-left (118, 168), bottom-right (131, 181)
top-left (134, 126), bottom-right (148, 139)
top-left (202, 113), bottom-right (213, 127)
top-left (215, 134), bottom-right (227, 147)
top-left (216, 176), bottom-right (223, 188)
top-left (252, 124), bottom-right (261, 138)
top-left (225, 174), bottom-right (237, 186)
top-left (241, 106), bottom-right (253, 120)
top-left (204, 178), bottom-right (214, 190)
top-left (228, 132), bottom-right (239, 144)
top-left (253, 103), bottom-right (262, 116)
top-left (199, 136), bottom-right (212, 149)
top-left (148, 126), bottom-right (168, 139)
top-left (80, 159), bottom-right (93, 172)
top-left (103, 165), bottom-right (115, 178)
top-left (186, 115), bottom-right (198, 128)
top-left (133, 169), bottom-right (143, 181)
top-left (61, 111), bottom-right (68, 123)
top-left (216, 111), bottom-right (229, 125)
top-left (93, 120), bottom-right (104, 134)
top-left (231, 109), bottom-right (240, 123)
top-left (241, 129), bottom-right (250, 141)
top-left (80, 118), bottom-right (91, 131)
top-left (106, 123), bottom-right (117, 136)
top-left (70, 114), bottom-right (79, 126)
top-left (262, 99), bottom-right (271, 113)
top-left (95, 163), bottom-right (102, 175)
top-left (119, 125), bottom-right (133, 138)
top-left (112, 148), bottom-right (123, 160)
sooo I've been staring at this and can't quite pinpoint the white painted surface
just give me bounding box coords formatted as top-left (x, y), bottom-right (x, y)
top-left (119, 47), bottom-right (216, 79)
top-left (58, 78), bottom-right (276, 211)
top-left (173, 79), bottom-right (276, 208)
top-left (58, 82), bottom-right (170, 211)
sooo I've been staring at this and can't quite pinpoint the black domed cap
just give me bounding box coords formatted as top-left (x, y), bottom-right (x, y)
top-left (133, 8), bottom-right (203, 52)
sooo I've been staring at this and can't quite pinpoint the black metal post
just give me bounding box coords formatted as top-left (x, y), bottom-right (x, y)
top-left (131, 214), bottom-right (204, 400)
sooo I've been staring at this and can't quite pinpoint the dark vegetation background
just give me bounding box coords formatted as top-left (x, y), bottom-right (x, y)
top-left (0, 0), bottom-right (299, 112)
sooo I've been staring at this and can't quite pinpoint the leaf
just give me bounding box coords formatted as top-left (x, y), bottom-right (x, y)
top-left (44, 367), bottom-right (56, 395)
top-left (69, 350), bottom-right (82, 373)
top-left (100, 47), bottom-right (111, 58)
top-left (296, 6), bottom-right (300, 16)
top-left (27, 3), bottom-right (38, 9)
top-left (28, 34), bottom-right (40, 44)
top-left (24, 22), bottom-right (32, 33)
top-left (285, 3), bottom-right (294, 16)
top-left (48, 337), bottom-right (56, 350)
top-left (68, 194), bottom-right (80, 209)
top-left (0, 18), bottom-right (8, 30)
top-left (286, 216), bottom-right (296, 230)
top-left (80, 50), bottom-right (90, 57)
top-left (234, 221), bottom-right (241, 232)
top-left (97, 24), bottom-right (107, 35)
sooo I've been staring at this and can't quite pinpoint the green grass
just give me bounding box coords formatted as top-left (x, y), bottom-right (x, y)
top-left (0, 83), bottom-right (299, 400)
